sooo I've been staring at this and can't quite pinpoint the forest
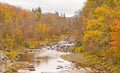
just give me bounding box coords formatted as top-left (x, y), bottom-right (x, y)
top-left (0, 0), bottom-right (120, 73)
top-left (68, 0), bottom-right (120, 72)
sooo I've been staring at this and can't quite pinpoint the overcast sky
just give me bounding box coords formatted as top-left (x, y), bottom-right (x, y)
top-left (0, 0), bottom-right (86, 17)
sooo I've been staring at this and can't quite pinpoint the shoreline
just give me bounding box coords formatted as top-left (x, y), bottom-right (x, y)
top-left (61, 53), bottom-right (112, 73)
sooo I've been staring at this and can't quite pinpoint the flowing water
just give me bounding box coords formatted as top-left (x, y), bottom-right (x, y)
top-left (18, 37), bottom-right (93, 73)
top-left (30, 50), bottom-right (72, 73)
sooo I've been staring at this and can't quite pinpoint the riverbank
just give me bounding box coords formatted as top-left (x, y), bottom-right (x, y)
top-left (17, 36), bottom-right (95, 73)
top-left (61, 53), bottom-right (112, 73)
top-left (1, 36), bottom-right (107, 73)
top-left (0, 36), bottom-right (66, 73)
top-left (18, 49), bottom-right (94, 73)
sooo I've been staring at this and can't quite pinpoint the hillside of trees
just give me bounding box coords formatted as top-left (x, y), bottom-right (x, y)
top-left (0, 2), bottom-right (80, 72)
top-left (63, 0), bottom-right (120, 73)
top-left (0, 0), bottom-right (120, 73)
top-left (0, 2), bottom-right (74, 54)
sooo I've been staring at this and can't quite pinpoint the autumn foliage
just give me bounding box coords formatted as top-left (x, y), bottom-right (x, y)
top-left (72, 0), bottom-right (120, 72)
top-left (0, 0), bottom-right (120, 72)
top-left (0, 3), bottom-right (72, 53)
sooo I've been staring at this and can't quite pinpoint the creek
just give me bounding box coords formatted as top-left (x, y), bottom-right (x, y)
top-left (18, 37), bottom-right (93, 73)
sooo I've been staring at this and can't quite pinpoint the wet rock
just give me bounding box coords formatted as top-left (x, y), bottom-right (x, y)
top-left (26, 68), bottom-right (35, 71)
top-left (56, 65), bottom-right (63, 69)
top-left (57, 60), bottom-right (63, 63)
top-left (0, 52), bottom-right (9, 72)
top-left (0, 52), bottom-right (9, 61)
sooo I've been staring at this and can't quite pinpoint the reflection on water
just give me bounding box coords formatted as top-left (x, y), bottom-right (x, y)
top-left (31, 50), bottom-right (72, 73)
top-left (18, 53), bottom-right (35, 63)
top-left (18, 38), bottom-right (93, 73)
top-left (35, 59), bottom-right (40, 66)
top-left (19, 50), bottom-right (72, 73)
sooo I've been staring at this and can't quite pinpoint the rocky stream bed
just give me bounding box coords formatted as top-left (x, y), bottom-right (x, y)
top-left (0, 37), bottom-right (94, 73)
top-left (17, 37), bottom-right (94, 73)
